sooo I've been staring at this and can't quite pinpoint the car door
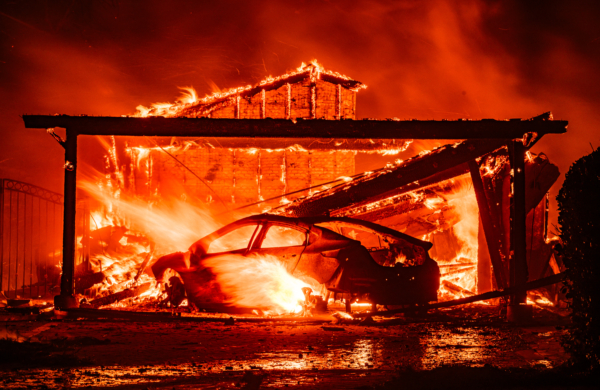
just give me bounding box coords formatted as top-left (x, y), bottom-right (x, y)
top-left (250, 223), bottom-right (308, 273)
top-left (182, 222), bottom-right (263, 308)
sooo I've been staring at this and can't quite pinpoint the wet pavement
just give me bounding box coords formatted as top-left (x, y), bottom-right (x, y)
top-left (0, 305), bottom-right (570, 389)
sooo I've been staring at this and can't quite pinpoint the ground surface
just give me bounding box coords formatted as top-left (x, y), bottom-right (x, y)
top-left (0, 305), bottom-right (588, 389)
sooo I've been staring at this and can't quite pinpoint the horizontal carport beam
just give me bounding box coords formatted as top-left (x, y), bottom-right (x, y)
top-left (22, 115), bottom-right (567, 139)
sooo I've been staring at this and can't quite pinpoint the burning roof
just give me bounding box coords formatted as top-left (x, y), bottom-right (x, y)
top-left (135, 60), bottom-right (366, 119)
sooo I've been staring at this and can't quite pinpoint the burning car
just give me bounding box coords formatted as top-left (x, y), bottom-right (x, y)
top-left (151, 214), bottom-right (440, 312)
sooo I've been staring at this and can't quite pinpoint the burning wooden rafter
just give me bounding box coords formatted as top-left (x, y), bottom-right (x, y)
top-left (281, 139), bottom-right (509, 218)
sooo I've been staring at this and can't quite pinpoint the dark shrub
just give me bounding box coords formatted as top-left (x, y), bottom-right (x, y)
top-left (557, 147), bottom-right (600, 371)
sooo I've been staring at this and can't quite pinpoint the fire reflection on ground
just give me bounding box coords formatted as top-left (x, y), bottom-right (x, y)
top-left (0, 307), bottom-right (569, 389)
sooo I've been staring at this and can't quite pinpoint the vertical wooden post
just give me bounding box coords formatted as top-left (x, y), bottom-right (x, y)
top-left (82, 198), bottom-right (90, 272)
top-left (468, 160), bottom-right (507, 289)
top-left (508, 140), bottom-right (529, 320)
top-left (55, 128), bottom-right (79, 309)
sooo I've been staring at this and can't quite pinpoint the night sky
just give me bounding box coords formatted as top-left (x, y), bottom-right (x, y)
top-left (1, 0), bottom-right (599, 229)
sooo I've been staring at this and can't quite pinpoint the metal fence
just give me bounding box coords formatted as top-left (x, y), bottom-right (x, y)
top-left (1, 179), bottom-right (63, 299)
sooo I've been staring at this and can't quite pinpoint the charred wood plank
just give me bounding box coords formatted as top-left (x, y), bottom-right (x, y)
top-left (134, 249), bottom-right (155, 283)
top-left (287, 139), bottom-right (509, 217)
top-left (469, 160), bottom-right (508, 289)
top-left (333, 163), bottom-right (470, 218)
top-left (89, 282), bottom-right (151, 308)
top-left (22, 115), bottom-right (567, 139)
top-left (442, 280), bottom-right (475, 296)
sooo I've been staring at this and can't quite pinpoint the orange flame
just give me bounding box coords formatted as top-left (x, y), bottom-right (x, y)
top-left (203, 254), bottom-right (318, 314)
top-left (133, 61), bottom-right (366, 118)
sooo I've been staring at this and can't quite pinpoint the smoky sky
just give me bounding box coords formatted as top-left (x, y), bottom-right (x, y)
top-left (1, 0), bottom-right (599, 228)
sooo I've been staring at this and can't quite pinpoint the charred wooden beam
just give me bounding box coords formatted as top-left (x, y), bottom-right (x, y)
top-left (469, 160), bottom-right (508, 289)
top-left (134, 250), bottom-right (154, 283)
top-left (22, 115), bottom-right (567, 139)
top-left (88, 282), bottom-right (151, 308)
top-left (286, 139), bottom-right (509, 217)
top-left (333, 163), bottom-right (470, 218)
top-left (442, 279), bottom-right (476, 296)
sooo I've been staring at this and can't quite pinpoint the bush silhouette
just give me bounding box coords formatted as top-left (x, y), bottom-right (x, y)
top-left (557, 146), bottom-right (600, 371)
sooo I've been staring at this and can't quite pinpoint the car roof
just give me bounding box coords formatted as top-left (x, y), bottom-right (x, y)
top-left (231, 213), bottom-right (433, 250)
top-left (299, 216), bottom-right (433, 250)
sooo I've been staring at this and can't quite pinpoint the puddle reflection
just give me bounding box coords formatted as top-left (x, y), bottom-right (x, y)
top-left (0, 325), bottom-right (564, 388)
top-left (0, 337), bottom-right (393, 389)
top-left (422, 327), bottom-right (490, 368)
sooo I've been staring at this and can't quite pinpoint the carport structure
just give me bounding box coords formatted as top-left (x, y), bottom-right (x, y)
top-left (22, 114), bottom-right (567, 319)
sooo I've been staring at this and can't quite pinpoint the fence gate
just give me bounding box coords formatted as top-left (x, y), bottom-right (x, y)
top-left (1, 179), bottom-right (63, 299)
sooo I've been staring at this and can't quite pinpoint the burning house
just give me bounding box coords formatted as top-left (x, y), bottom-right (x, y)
top-left (125, 62), bottom-right (385, 208)
top-left (17, 61), bottom-right (568, 320)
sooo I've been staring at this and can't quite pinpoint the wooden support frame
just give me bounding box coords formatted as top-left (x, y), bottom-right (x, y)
top-left (20, 114), bottom-right (566, 309)
top-left (54, 129), bottom-right (78, 309)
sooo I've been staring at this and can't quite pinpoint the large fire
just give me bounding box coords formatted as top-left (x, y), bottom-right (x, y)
top-left (66, 61), bottom-right (556, 315)
top-left (77, 161), bottom-right (320, 313)
top-left (76, 145), bottom-right (485, 313)
top-left (73, 134), bottom-right (559, 315)
top-left (203, 254), bottom-right (317, 314)
top-left (430, 177), bottom-right (480, 299)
